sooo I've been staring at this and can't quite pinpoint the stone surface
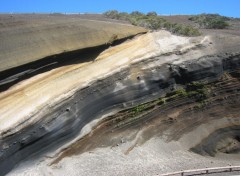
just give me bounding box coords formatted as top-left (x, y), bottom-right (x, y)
top-left (0, 14), bottom-right (146, 72)
top-left (0, 15), bottom-right (239, 175)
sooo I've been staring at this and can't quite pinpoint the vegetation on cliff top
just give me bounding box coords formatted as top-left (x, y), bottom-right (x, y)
top-left (103, 10), bottom-right (201, 36)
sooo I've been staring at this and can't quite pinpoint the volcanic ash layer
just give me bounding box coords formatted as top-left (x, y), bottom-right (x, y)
top-left (0, 30), bottom-right (240, 175)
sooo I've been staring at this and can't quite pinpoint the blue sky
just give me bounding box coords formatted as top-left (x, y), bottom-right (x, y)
top-left (1, 0), bottom-right (239, 17)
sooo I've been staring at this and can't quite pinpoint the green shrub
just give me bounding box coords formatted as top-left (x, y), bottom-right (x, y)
top-left (189, 14), bottom-right (230, 29)
top-left (132, 104), bottom-right (145, 114)
top-left (103, 10), bottom-right (119, 19)
top-left (208, 19), bottom-right (229, 29)
top-left (118, 12), bottom-right (130, 21)
top-left (103, 10), bottom-right (201, 36)
top-left (166, 88), bottom-right (187, 97)
top-left (130, 11), bottom-right (145, 16)
top-left (147, 11), bottom-right (158, 17)
top-left (186, 82), bottom-right (209, 101)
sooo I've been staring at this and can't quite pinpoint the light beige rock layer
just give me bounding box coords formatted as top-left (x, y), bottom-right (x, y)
top-left (0, 31), bottom-right (210, 137)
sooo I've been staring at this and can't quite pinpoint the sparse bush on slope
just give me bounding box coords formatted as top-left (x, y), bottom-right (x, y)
top-left (189, 14), bottom-right (230, 29)
top-left (103, 10), bottom-right (201, 36)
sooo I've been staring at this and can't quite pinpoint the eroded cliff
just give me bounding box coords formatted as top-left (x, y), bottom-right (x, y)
top-left (0, 14), bottom-right (240, 176)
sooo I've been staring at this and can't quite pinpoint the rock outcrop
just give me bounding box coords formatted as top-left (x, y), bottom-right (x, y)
top-left (0, 14), bottom-right (240, 176)
top-left (0, 14), bottom-right (146, 72)
top-left (0, 14), bottom-right (146, 92)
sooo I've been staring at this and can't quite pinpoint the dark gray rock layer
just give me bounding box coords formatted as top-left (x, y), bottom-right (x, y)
top-left (0, 52), bottom-right (240, 175)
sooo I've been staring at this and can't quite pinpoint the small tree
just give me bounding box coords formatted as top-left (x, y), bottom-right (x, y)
top-left (103, 10), bottom-right (119, 19)
top-left (147, 11), bottom-right (157, 17)
top-left (118, 12), bottom-right (130, 21)
top-left (130, 11), bottom-right (144, 16)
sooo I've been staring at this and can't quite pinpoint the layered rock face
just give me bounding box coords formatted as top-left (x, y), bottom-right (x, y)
top-left (0, 14), bottom-right (146, 72)
top-left (0, 14), bottom-right (146, 91)
top-left (0, 14), bottom-right (240, 176)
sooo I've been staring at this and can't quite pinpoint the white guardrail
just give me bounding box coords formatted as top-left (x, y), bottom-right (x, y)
top-left (161, 166), bottom-right (240, 176)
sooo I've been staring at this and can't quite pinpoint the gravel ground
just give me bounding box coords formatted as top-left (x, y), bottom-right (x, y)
top-left (7, 133), bottom-right (240, 176)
